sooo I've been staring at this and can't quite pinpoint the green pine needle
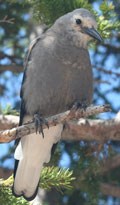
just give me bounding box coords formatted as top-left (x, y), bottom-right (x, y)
top-left (40, 166), bottom-right (75, 192)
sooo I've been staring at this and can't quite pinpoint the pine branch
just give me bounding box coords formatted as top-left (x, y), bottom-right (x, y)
top-left (40, 166), bottom-right (75, 192)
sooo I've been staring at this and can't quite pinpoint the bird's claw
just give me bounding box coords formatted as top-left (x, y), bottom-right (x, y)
top-left (33, 114), bottom-right (49, 138)
top-left (71, 99), bottom-right (88, 111)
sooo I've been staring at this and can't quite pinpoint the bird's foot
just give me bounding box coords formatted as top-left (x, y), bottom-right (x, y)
top-left (71, 99), bottom-right (88, 111)
top-left (33, 114), bottom-right (49, 138)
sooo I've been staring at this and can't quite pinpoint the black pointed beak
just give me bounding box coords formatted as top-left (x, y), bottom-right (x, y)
top-left (83, 27), bottom-right (103, 42)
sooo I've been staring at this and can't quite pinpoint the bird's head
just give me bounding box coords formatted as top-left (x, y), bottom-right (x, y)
top-left (54, 8), bottom-right (102, 48)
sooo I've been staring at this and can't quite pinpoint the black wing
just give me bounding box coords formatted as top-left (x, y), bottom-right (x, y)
top-left (19, 36), bottom-right (42, 125)
top-left (13, 36), bottom-right (42, 179)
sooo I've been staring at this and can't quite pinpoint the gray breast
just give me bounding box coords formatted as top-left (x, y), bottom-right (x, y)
top-left (22, 37), bottom-right (93, 117)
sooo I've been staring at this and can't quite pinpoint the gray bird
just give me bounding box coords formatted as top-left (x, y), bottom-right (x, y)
top-left (12, 8), bottom-right (102, 201)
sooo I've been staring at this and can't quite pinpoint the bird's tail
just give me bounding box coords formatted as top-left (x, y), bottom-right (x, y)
top-left (12, 124), bottom-right (63, 201)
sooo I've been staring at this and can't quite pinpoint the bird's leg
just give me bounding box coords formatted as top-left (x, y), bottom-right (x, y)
top-left (71, 99), bottom-right (88, 111)
top-left (33, 113), bottom-right (49, 138)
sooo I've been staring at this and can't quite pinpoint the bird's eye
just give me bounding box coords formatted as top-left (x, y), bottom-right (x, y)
top-left (76, 19), bottom-right (82, 25)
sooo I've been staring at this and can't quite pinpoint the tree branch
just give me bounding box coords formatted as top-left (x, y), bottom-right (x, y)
top-left (104, 43), bottom-right (120, 54)
top-left (100, 183), bottom-right (120, 198)
top-left (94, 66), bottom-right (120, 77)
top-left (0, 16), bottom-right (14, 24)
top-left (101, 154), bottom-right (120, 174)
top-left (0, 65), bottom-right (23, 73)
top-left (0, 104), bottom-right (113, 143)
top-left (0, 115), bottom-right (18, 130)
top-left (62, 117), bottom-right (120, 141)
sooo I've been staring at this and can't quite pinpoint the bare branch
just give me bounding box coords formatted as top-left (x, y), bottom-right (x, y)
top-left (0, 104), bottom-right (111, 143)
top-left (0, 16), bottom-right (14, 24)
top-left (0, 65), bottom-right (23, 73)
top-left (94, 79), bottom-right (111, 85)
top-left (94, 66), bottom-right (120, 77)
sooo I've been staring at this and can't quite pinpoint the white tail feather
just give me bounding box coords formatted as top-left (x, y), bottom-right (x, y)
top-left (14, 124), bottom-right (63, 198)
